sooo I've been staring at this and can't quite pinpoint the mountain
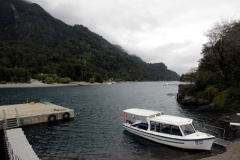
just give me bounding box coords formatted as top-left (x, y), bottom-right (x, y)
top-left (0, 0), bottom-right (179, 83)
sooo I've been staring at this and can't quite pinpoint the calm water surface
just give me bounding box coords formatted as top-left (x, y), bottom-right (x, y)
top-left (0, 82), bottom-right (225, 159)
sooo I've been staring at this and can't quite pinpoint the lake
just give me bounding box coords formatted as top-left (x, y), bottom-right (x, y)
top-left (0, 82), bottom-right (226, 159)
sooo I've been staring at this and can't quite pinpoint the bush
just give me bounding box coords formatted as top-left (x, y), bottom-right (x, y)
top-left (178, 84), bottom-right (196, 96)
top-left (196, 86), bottom-right (218, 101)
top-left (60, 77), bottom-right (71, 83)
top-left (214, 88), bottom-right (240, 112)
top-left (89, 78), bottom-right (95, 83)
top-left (44, 77), bottom-right (54, 84)
top-left (0, 80), bottom-right (6, 84)
top-left (195, 71), bottom-right (219, 90)
top-left (115, 78), bottom-right (122, 82)
top-left (94, 74), bottom-right (103, 83)
top-left (11, 77), bottom-right (18, 83)
top-left (203, 86), bottom-right (218, 101)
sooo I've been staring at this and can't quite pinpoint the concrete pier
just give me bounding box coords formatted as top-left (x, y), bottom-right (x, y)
top-left (0, 102), bottom-right (74, 130)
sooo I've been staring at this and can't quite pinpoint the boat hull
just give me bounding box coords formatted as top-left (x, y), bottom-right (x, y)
top-left (123, 125), bottom-right (214, 151)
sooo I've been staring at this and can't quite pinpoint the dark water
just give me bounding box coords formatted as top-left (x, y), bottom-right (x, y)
top-left (0, 82), bottom-right (228, 160)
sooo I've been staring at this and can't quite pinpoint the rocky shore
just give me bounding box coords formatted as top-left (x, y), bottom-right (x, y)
top-left (177, 93), bottom-right (240, 138)
top-left (176, 93), bottom-right (214, 111)
top-left (176, 93), bottom-right (240, 159)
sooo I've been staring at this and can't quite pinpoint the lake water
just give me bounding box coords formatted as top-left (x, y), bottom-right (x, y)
top-left (0, 82), bottom-right (227, 159)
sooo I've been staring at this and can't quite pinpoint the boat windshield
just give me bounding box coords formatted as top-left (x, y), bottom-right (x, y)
top-left (180, 124), bottom-right (195, 136)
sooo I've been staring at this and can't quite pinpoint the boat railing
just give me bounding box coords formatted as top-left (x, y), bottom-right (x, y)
top-left (201, 123), bottom-right (226, 139)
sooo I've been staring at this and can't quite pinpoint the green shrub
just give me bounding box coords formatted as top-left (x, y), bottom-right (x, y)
top-left (0, 80), bottom-right (6, 84)
top-left (115, 78), bottom-right (122, 82)
top-left (196, 91), bottom-right (204, 99)
top-left (60, 77), bottom-right (71, 83)
top-left (195, 71), bottom-right (219, 90)
top-left (44, 77), bottom-right (54, 84)
top-left (214, 88), bottom-right (240, 112)
top-left (89, 78), bottom-right (95, 83)
top-left (178, 84), bottom-right (196, 96)
top-left (203, 86), bottom-right (218, 101)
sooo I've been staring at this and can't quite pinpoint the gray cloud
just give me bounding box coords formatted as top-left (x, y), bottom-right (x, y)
top-left (26, 0), bottom-right (240, 75)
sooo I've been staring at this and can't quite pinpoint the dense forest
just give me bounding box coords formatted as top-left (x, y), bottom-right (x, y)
top-left (179, 19), bottom-right (240, 112)
top-left (0, 0), bottom-right (179, 83)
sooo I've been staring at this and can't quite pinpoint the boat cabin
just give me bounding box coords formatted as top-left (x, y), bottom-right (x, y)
top-left (123, 108), bottom-right (196, 137)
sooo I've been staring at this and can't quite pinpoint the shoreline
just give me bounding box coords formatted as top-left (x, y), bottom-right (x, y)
top-left (0, 81), bottom-right (104, 88)
top-left (200, 140), bottom-right (240, 160)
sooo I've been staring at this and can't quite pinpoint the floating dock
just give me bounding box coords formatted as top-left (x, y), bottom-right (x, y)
top-left (0, 102), bottom-right (74, 130)
top-left (4, 127), bottom-right (39, 159)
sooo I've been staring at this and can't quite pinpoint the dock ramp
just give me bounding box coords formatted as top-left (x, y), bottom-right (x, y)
top-left (4, 128), bottom-right (39, 160)
top-left (214, 138), bottom-right (231, 147)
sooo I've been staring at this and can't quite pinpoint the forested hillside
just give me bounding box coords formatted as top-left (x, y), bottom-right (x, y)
top-left (179, 19), bottom-right (240, 112)
top-left (0, 0), bottom-right (179, 83)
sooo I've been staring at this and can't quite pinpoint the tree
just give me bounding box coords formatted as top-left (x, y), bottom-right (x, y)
top-left (203, 19), bottom-right (236, 82)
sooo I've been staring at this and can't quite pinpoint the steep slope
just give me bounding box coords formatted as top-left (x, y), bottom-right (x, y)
top-left (0, 0), bottom-right (179, 82)
top-left (1, 0), bottom-right (70, 45)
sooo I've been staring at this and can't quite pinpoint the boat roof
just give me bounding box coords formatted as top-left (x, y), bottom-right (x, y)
top-left (149, 115), bottom-right (193, 126)
top-left (123, 108), bottom-right (163, 117)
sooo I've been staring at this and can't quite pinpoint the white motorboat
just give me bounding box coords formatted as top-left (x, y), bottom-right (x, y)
top-left (121, 108), bottom-right (215, 151)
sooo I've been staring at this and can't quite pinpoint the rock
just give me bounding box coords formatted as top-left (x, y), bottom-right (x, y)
top-left (176, 93), bottom-right (185, 102)
top-left (219, 113), bottom-right (237, 123)
top-left (225, 116), bottom-right (231, 120)
top-left (176, 93), bottom-right (215, 109)
top-left (196, 103), bottom-right (215, 112)
top-left (197, 99), bottom-right (211, 106)
top-left (181, 96), bottom-right (197, 105)
top-left (176, 94), bottom-right (197, 105)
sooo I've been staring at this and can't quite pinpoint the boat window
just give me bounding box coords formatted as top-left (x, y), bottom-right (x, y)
top-left (150, 121), bottom-right (156, 131)
top-left (171, 126), bottom-right (182, 136)
top-left (180, 124), bottom-right (195, 136)
top-left (160, 124), bottom-right (171, 134)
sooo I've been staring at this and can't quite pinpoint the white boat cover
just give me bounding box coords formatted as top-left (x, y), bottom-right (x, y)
top-left (123, 108), bottom-right (163, 117)
top-left (149, 115), bottom-right (192, 125)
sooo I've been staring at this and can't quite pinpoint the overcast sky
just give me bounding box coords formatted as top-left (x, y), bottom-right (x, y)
top-left (26, 0), bottom-right (240, 75)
